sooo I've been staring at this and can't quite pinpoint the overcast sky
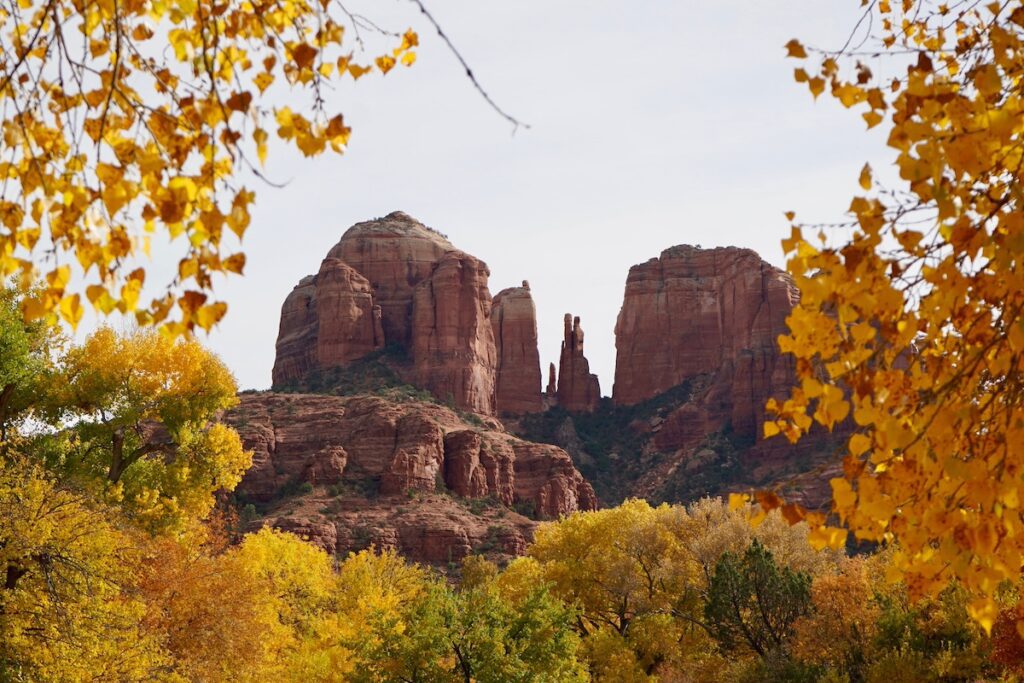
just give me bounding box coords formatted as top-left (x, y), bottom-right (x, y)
top-left (94, 1), bottom-right (899, 392)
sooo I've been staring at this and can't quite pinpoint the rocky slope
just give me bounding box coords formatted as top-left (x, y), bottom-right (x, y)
top-left (226, 393), bottom-right (596, 565)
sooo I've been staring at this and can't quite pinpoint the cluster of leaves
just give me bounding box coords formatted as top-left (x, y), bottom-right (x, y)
top-left (0, 287), bottom-right (248, 532)
top-left (757, 0), bottom-right (1024, 632)
top-left (0, 0), bottom-right (417, 333)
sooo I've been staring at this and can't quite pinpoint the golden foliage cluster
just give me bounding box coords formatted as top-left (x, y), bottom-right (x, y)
top-left (0, 0), bottom-right (416, 333)
top-left (759, 0), bottom-right (1024, 632)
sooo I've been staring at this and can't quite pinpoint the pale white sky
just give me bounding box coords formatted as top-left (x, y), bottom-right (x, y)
top-left (89, 2), bottom-right (900, 392)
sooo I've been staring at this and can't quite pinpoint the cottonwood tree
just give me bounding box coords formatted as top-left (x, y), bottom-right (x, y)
top-left (42, 326), bottom-right (250, 530)
top-left (759, 0), bottom-right (1024, 631)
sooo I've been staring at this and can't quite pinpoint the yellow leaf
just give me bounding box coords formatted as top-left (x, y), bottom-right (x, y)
top-left (968, 597), bottom-right (998, 635)
top-left (808, 525), bottom-right (848, 551)
top-left (785, 39), bottom-right (808, 58)
top-left (47, 265), bottom-right (72, 290)
top-left (858, 163), bottom-right (872, 190)
top-left (195, 302), bottom-right (228, 331)
top-left (848, 433), bottom-right (871, 457)
top-left (254, 129), bottom-right (268, 167)
top-left (223, 253), bottom-right (246, 274)
top-left (728, 493), bottom-right (750, 511)
top-left (831, 477), bottom-right (857, 509)
top-left (254, 72), bottom-right (274, 93)
top-left (59, 294), bottom-right (84, 329)
top-left (376, 55), bottom-right (396, 74)
top-left (291, 43), bottom-right (318, 71)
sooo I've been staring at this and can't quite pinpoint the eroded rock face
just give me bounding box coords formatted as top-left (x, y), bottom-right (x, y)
top-left (224, 392), bottom-right (596, 564)
top-left (556, 314), bottom-right (601, 413)
top-left (491, 283), bottom-right (543, 414)
top-left (327, 211), bottom-right (455, 348)
top-left (272, 276), bottom-right (319, 387)
top-left (612, 246), bottom-right (799, 443)
top-left (316, 258), bottom-right (385, 367)
top-left (273, 212), bottom-right (512, 414)
top-left (411, 251), bottom-right (497, 415)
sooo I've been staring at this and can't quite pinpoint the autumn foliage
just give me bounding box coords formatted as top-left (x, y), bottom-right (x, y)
top-left (0, 0), bottom-right (416, 333)
top-left (745, 0), bottom-right (1024, 634)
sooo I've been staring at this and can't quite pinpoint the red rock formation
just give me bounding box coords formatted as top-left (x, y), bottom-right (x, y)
top-left (411, 251), bottom-right (497, 415)
top-left (272, 211), bottom-right (511, 415)
top-left (556, 314), bottom-right (601, 412)
top-left (612, 245), bottom-right (799, 443)
top-left (224, 392), bottom-right (596, 564)
top-left (491, 282), bottom-right (543, 414)
top-left (272, 276), bottom-right (319, 386)
top-left (546, 363), bottom-right (557, 397)
top-left (507, 439), bottom-right (598, 517)
top-left (443, 430), bottom-right (515, 505)
top-left (271, 258), bottom-right (385, 387)
top-left (316, 258), bottom-right (384, 365)
top-left (327, 211), bottom-right (455, 348)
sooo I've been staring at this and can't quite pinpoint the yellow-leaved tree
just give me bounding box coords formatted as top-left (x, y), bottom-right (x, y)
top-left (0, 0), bottom-right (419, 333)
top-left (40, 326), bottom-right (250, 531)
top-left (764, 0), bottom-right (1024, 631)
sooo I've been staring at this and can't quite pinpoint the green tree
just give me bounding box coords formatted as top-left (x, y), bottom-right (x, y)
top-left (704, 540), bottom-right (812, 658)
top-left (0, 288), bottom-right (58, 444)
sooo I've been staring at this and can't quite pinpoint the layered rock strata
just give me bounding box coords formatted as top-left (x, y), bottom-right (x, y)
top-left (612, 245), bottom-right (800, 445)
top-left (272, 212), bottom-right (501, 414)
top-left (225, 393), bottom-right (596, 564)
top-left (491, 283), bottom-right (543, 414)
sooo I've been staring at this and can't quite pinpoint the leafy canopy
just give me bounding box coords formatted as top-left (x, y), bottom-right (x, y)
top-left (35, 324), bottom-right (250, 531)
top-left (756, 0), bottom-right (1024, 633)
top-left (0, 0), bottom-right (416, 333)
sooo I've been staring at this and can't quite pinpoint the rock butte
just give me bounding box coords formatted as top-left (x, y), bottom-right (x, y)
top-left (613, 244), bottom-right (799, 448)
top-left (257, 212), bottom-right (840, 565)
top-left (273, 212), bottom-right (498, 414)
top-left (491, 282), bottom-right (543, 414)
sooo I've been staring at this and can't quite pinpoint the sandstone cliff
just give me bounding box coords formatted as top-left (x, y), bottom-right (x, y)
top-left (491, 283), bottom-right (543, 414)
top-left (411, 251), bottom-right (497, 414)
top-left (272, 212), bottom-right (506, 414)
top-left (613, 245), bottom-right (799, 442)
top-left (226, 392), bottom-right (596, 565)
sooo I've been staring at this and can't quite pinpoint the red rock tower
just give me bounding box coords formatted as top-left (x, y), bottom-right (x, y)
top-left (555, 313), bottom-right (601, 412)
top-left (491, 282), bottom-right (543, 414)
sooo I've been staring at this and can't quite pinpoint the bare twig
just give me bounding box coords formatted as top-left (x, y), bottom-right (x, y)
top-left (407, 0), bottom-right (529, 133)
